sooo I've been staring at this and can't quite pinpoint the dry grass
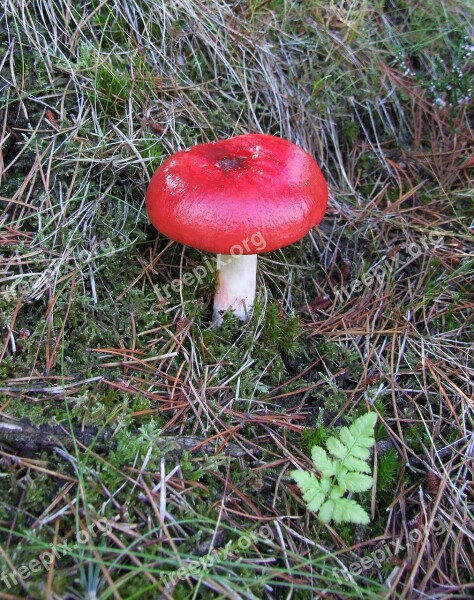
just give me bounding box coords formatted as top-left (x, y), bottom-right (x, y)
top-left (1, 0), bottom-right (473, 598)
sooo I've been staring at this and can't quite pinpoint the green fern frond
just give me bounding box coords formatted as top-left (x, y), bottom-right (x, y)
top-left (311, 446), bottom-right (336, 476)
top-left (319, 494), bottom-right (371, 525)
top-left (338, 471), bottom-right (373, 493)
top-left (292, 412), bottom-right (376, 526)
top-left (339, 455), bottom-right (372, 474)
top-left (292, 470), bottom-right (328, 512)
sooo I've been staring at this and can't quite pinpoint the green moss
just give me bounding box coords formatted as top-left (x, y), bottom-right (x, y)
top-left (302, 424), bottom-right (328, 454)
top-left (377, 448), bottom-right (401, 493)
top-left (404, 425), bottom-right (426, 453)
top-left (261, 303), bottom-right (304, 358)
top-left (316, 341), bottom-right (363, 382)
top-left (310, 382), bottom-right (347, 413)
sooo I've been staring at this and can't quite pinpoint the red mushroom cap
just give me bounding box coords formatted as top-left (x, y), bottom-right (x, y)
top-left (145, 133), bottom-right (328, 254)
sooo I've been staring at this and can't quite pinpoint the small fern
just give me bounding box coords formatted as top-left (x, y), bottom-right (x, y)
top-left (292, 413), bottom-right (377, 525)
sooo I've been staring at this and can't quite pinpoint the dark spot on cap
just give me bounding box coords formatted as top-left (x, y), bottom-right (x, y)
top-left (216, 156), bottom-right (248, 172)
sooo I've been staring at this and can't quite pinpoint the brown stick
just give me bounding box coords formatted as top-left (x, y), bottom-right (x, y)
top-left (0, 419), bottom-right (249, 458)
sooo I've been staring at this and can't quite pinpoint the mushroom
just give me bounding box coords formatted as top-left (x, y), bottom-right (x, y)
top-left (145, 133), bottom-right (327, 325)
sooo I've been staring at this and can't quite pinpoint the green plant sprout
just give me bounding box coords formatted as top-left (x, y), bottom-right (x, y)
top-left (292, 413), bottom-right (377, 525)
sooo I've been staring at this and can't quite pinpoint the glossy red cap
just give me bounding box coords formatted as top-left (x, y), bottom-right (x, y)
top-left (145, 133), bottom-right (328, 254)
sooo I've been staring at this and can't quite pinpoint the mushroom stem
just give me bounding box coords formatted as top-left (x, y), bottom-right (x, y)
top-left (213, 254), bottom-right (257, 325)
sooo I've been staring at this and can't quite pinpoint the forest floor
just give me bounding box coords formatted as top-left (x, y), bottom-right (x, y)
top-left (1, 0), bottom-right (473, 598)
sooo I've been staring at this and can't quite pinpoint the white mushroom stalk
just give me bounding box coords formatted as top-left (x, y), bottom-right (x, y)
top-left (213, 254), bottom-right (257, 325)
